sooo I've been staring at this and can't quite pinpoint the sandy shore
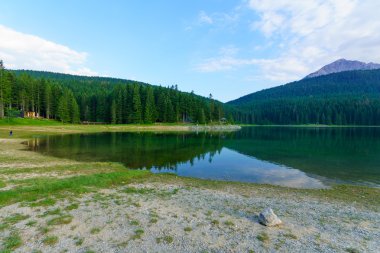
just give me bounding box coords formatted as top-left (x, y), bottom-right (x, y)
top-left (0, 137), bottom-right (379, 253)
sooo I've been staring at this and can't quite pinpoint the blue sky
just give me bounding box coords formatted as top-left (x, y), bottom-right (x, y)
top-left (1, 0), bottom-right (380, 102)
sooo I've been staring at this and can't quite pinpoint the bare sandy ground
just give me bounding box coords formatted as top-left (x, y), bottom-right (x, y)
top-left (1, 182), bottom-right (379, 253)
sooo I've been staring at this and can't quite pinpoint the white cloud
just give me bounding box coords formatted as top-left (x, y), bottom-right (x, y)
top-left (198, 11), bottom-right (213, 24)
top-left (0, 25), bottom-right (97, 76)
top-left (196, 0), bottom-right (380, 84)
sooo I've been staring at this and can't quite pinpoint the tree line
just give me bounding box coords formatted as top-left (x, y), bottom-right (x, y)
top-left (231, 97), bottom-right (380, 125)
top-left (0, 63), bottom-right (229, 124)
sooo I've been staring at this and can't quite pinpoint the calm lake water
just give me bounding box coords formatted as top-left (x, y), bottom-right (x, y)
top-left (28, 127), bottom-right (380, 189)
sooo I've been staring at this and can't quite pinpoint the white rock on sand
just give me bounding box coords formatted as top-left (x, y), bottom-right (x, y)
top-left (259, 207), bottom-right (282, 226)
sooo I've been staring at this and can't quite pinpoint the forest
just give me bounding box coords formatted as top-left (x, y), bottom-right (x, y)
top-left (0, 62), bottom-right (230, 124)
top-left (2, 60), bottom-right (380, 125)
top-left (229, 69), bottom-right (380, 125)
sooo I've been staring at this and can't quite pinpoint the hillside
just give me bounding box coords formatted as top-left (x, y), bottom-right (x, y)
top-left (305, 59), bottom-right (380, 79)
top-left (228, 69), bottom-right (380, 125)
top-left (0, 69), bottom-right (230, 124)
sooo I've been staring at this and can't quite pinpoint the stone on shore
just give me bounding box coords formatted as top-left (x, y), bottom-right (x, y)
top-left (259, 208), bottom-right (282, 226)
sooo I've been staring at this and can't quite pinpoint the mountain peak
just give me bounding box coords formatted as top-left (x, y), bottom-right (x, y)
top-left (305, 59), bottom-right (380, 79)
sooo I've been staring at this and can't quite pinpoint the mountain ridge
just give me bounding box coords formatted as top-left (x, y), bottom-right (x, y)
top-left (304, 59), bottom-right (380, 79)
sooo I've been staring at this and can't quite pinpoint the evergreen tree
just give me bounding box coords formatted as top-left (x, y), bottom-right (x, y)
top-left (144, 86), bottom-right (155, 123)
top-left (57, 94), bottom-right (70, 123)
top-left (131, 85), bottom-right (142, 123)
top-left (198, 108), bottom-right (206, 124)
top-left (69, 93), bottom-right (80, 123)
top-left (111, 99), bottom-right (117, 124)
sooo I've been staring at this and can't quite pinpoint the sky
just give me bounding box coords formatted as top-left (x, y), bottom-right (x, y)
top-left (1, 0), bottom-right (380, 102)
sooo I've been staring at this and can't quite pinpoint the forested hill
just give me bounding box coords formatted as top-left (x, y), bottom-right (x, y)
top-left (229, 69), bottom-right (380, 105)
top-left (0, 68), bottom-right (230, 124)
top-left (228, 69), bottom-right (380, 125)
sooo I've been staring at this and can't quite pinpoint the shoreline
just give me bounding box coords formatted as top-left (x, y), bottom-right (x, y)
top-left (0, 128), bottom-right (379, 252)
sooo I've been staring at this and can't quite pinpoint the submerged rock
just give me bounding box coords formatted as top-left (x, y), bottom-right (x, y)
top-left (259, 208), bottom-right (282, 226)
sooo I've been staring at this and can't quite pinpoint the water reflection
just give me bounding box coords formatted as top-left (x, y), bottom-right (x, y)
top-left (28, 127), bottom-right (380, 188)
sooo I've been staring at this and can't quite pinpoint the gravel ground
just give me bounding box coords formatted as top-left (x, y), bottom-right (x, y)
top-left (1, 182), bottom-right (379, 253)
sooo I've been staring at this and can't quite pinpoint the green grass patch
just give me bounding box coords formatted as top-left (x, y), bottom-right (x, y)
top-left (47, 215), bottom-right (73, 226)
top-left (345, 248), bottom-right (360, 253)
top-left (131, 229), bottom-right (144, 240)
top-left (123, 187), bottom-right (154, 194)
top-left (211, 219), bottom-right (219, 226)
top-left (64, 203), bottom-right (79, 211)
top-left (0, 223), bottom-right (10, 231)
top-left (90, 227), bottom-right (101, 234)
top-left (42, 235), bottom-right (59, 246)
top-left (0, 118), bottom-right (62, 126)
top-left (257, 232), bottom-right (270, 243)
top-left (156, 235), bottom-right (174, 244)
top-left (149, 218), bottom-right (158, 224)
top-left (3, 213), bottom-right (30, 225)
top-left (0, 180), bottom-right (6, 189)
top-left (0, 168), bottom-right (150, 207)
top-left (2, 231), bottom-right (22, 251)
top-left (74, 236), bottom-right (84, 246)
top-left (28, 198), bottom-right (56, 207)
top-left (40, 208), bottom-right (61, 217)
top-left (25, 220), bottom-right (37, 227)
top-left (130, 220), bottom-right (139, 226)
top-left (184, 227), bottom-right (192, 232)
top-left (224, 220), bottom-right (234, 227)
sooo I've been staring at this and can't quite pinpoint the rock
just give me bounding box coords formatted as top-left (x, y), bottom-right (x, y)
top-left (258, 208), bottom-right (282, 226)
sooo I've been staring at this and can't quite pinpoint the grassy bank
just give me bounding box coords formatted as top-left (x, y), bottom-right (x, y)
top-left (0, 118), bottom-right (241, 139)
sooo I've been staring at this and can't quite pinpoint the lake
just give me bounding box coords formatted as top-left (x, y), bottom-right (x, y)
top-left (28, 127), bottom-right (380, 189)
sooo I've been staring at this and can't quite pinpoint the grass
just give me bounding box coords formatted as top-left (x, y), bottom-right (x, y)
top-left (257, 232), bottom-right (270, 243)
top-left (211, 219), bottom-right (220, 226)
top-left (25, 220), bottom-right (37, 227)
top-left (184, 227), bottom-right (192, 232)
top-left (42, 235), bottom-right (59, 246)
top-left (3, 213), bottom-right (30, 225)
top-left (130, 220), bottom-right (140, 226)
top-left (47, 214), bottom-right (73, 226)
top-left (64, 203), bottom-right (79, 211)
top-left (131, 229), bottom-right (144, 240)
top-left (90, 227), bottom-right (101, 234)
top-left (345, 248), bottom-right (360, 253)
top-left (0, 167), bottom-right (150, 207)
top-left (40, 208), bottom-right (61, 217)
top-left (0, 180), bottom-right (6, 189)
top-left (0, 121), bottom-right (202, 139)
top-left (74, 237), bottom-right (84, 246)
top-left (149, 218), bottom-right (158, 224)
top-left (156, 235), bottom-right (174, 244)
top-left (2, 231), bottom-right (22, 252)
top-left (224, 220), bottom-right (235, 227)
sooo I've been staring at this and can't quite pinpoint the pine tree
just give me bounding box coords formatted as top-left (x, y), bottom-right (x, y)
top-left (57, 94), bottom-right (70, 123)
top-left (44, 83), bottom-right (52, 119)
top-left (111, 99), bottom-right (117, 124)
top-left (198, 108), bottom-right (206, 124)
top-left (71, 98), bottom-right (80, 123)
top-left (144, 86), bottom-right (155, 123)
top-left (132, 85), bottom-right (142, 123)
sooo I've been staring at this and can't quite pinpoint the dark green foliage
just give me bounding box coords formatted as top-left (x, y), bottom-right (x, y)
top-left (132, 85), bottom-right (142, 123)
top-left (4, 68), bottom-right (225, 123)
top-left (228, 69), bottom-right (380, 125)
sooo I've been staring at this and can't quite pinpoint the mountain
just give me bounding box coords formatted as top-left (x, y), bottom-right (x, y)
top-left (305, 59), bottom-right (380, 79)
top-left (228, 69), bottom-right (380, 125)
